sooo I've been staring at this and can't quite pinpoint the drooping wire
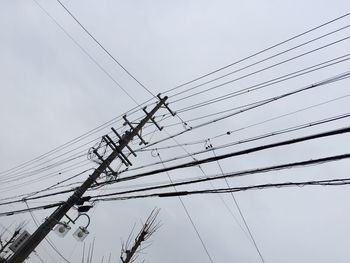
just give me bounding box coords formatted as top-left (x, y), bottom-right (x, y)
top-left (211, 147), bottom-right (265, 263)
top-left (157, 152), bottom-right (215, 263)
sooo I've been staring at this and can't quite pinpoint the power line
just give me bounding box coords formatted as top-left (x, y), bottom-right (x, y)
top-left (32, 0), bottom-right (140, 106)
top-left (138, 72), bottom-right (350, 151)
top-left (2, 153), bottom-right (350, 217)
top-left (129, 111), bottom-right (350, 171)
top-left (55, 0), bottom-right (156, 98)
top-left (2, 125), bottom-right (350, 207)
top-left (212, 148), bottom-right (265, 263)
top-left (25, 201), bottom-right (71, 263)
top-left (157, 153), bottom-right (214, 263)
top-left (95, 177), bottom-right (350, 201)
top-left (3, 14), bottom-right (349, 183)
top-left (170, 35), bottom-right (350, 103)
top-left (164, 11), bottom-right (350, 95)
top-left (112, 125), bottom-right (350, 183)
top-left (141, 93), bottom-right (350, 152)
top-left (170, 53), bottom-right (350, 116)
top-left (4, 11), bottom-right (350, 185)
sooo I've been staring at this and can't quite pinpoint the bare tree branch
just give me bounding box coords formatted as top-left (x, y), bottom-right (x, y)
top-left (120, 208), bottom-right (161, 263)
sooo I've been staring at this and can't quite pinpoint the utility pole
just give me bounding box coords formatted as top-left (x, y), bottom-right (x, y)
top-left (7, 95), bottom-right (174, 263)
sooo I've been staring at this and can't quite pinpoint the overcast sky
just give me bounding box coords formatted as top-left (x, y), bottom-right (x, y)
top-left (1, 0), bottom-right (350, 262)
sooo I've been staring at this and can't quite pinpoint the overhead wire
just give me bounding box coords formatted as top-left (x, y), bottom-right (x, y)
top-left (32, 0), bottom-right (140, 106)
top-left (141, 93), bottom-right (350, 152)
top-left (211, 148), bottom-right (265, 263)
top-left (2, 153), bottom-right (350, 217)
top-left (111, 125), bottom-right (350, 183)
top-left (137, 72), bottom-right (350, 151)
top-left (2, 125), bottom-right (350, 207)
top-left (55, 0), bottom-right (156, 99)
top-left (2, 11), bottom-right (350, 222)
top-left (3, 12), bottom-right (350, 186)
top-left (163, 11), bottom-right (350, 95)
top-left (25, 201), bottom-right (71, 263)
top-left (170, 35), bottom-right (350, 103)
top-left (127, 111), bottom-right (350, 171)
top-left (95, 177), bottom-right (350, 201)
top-left (157, 152), bottom-right (215, 263)
top-left (4, 10), bottom-right (350, 180)
top-left (169, 53), bottom-right (350, 116)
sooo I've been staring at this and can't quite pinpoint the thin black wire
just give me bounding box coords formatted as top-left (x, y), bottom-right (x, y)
top-left (3, 19), bottom-right (349, 180)
top-left (3, 11), bottom-right (349, 181)
top-left (212, 148), bottom-right (265, 263)
top-left (3, 125), bottom-right (349, 207)
top-left (128, 111), bottom-right (350, 171)
top-left (94, 153), bottom-right (350, 200)
top-left (55, 0), bottom-right (156, 98)
top-left (170, 35), bottom-right (350, 103)
top-left (3, 154), bottom-right (350, 217)
top-left (169, 24), bottom-right (350, 100)
top-left (3, 52), bottom-right (344, 183)
top-left (0, 0), bottom-right (160, 178)
top-left (139, 72), bottom-right (350, 151)
top-left (164, 12), bottom-right (350, 95)
top-left (33, 0), bottom-right (140, 106)
top-left (157, 153), bottom-right (215, 263)
top-left (171, 53), bottom-right (350, 116)
top-left (3, 91), bottom-right (346, 202)
top-left (141, 93), bottom-right (350, 152)
top-left (112, 125), bottom-right (350, 183)
top-left (96, 177), bottom-right (350, 200)
top-left (25, 201), bottom-right (71, 263)
top-left (6, 50), bottom-right (348, 182)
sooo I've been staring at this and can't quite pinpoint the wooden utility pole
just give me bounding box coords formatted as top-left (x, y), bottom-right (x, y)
top-left (7, 95), bottom-right (173, 263)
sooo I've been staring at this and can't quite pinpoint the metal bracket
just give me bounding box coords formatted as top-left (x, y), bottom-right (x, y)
top-left (143, 106), bottom-right (163, 131)
top-left (123, 115), bottom-right (148, 145)
top-left (157, 93), bottom-right (176, 116)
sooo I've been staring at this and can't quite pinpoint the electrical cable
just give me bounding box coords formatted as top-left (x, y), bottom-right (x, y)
top-left (212, 148), bottom-right (265, 263)
top-left (170, 35), bottom-right (350, 103)
top-left (112, 125), bottom-right (350, 183)
top-left (139, 72), bottom-right (350, 151)
top-left (164, 11), bottom-right (350, 95)
top-left (157, 153), bottom-right (214, 263)
top-left (170, 54), bottom-right (350, 116)
top-left (95, 177), bottom-right (350, 201)
top-left (25, 201), bottom-right (71, 263)
top-left (141, 93), bottom-right (350, 152)
top-left (4, 11), bottom-right (350, 185)
top-left (2, 125), bottom-right (350, 207)
top-left (128, 112), bottom-right (350, 172)
top-left (3, 153), bottom-right (350, 217)
top-left (32, 0), bottom-right (140, 107)
top-left (55, 0), bottom-right (156, 99)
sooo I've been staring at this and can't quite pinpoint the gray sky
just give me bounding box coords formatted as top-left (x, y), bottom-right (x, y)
top-left (1, 0), bottom-right (350, 262)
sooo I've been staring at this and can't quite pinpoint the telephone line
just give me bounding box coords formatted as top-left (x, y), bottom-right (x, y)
top-left (2, 154), bottom-right (350, 217)
top-left (164, 12), bottom-right (350, 95)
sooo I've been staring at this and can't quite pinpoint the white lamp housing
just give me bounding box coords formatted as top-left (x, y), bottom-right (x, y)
top-left (53, 223), bottom-right (71, 237)
top-left (73, 226), bottom-right (89, 241)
